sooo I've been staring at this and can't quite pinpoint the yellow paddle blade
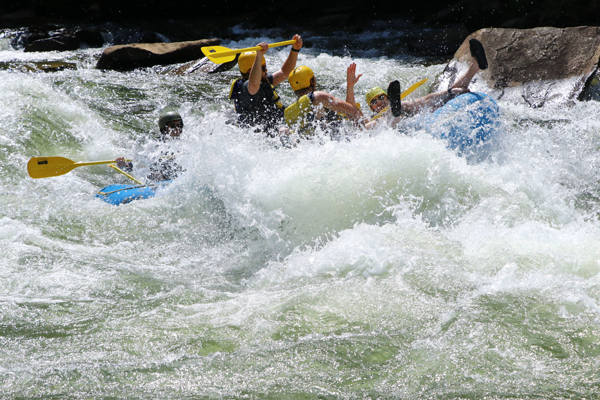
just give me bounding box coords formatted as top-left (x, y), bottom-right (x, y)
top-left (202, 39), bottom-right (297, 64)
top-left (201, 46), bottom-right (238, 64)
top-left (27, 156), bottom-right (116, 179)
top-left (401, 78), bottom-right (428, 100)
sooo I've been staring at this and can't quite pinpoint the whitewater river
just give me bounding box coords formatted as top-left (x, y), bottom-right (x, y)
top-left (2, 29), bottom-right (600, 398)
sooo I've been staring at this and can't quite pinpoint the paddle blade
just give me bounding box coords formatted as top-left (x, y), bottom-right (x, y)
top-left (201, 40), bottom-right (296, 65)
top-left (202, 46), bottom-right (237, 64)
top-left (401, 78), bottom-right (428, 100)
top-left (27, 156), bottom-right (76, 179)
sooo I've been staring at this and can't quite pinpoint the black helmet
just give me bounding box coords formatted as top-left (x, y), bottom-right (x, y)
top-left (158, 111), bottom-right (183, 131)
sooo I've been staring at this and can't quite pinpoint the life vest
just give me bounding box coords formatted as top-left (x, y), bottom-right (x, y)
top-left (284, 92), bottom-right (342, 136)
top-left (229, 78), bottom-right (245, 114)
top-left (270, 85), bottom-right (284, 112)
top-left (229, 77), bottom-right (285, 116)
top-left (284, 94), bottom-right (314, 133)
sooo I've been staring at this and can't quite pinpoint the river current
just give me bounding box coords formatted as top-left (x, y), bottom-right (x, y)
top-left (2, 27), bottom-right (600, 399)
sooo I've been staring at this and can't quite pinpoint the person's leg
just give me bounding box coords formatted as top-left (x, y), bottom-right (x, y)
top-left (389, 39), bottom-right (487, 117)
top-left (449, 58), bottom-right (479, 91)
top-left (388, 80), bottom-right (453, 118)
top-left (450, 38), bottom-right (487, 91)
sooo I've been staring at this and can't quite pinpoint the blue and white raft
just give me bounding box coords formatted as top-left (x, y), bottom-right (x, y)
top-left (95, 181), bottom-right (171, 205)
top-left (407, 92), bottom-right (500, 159)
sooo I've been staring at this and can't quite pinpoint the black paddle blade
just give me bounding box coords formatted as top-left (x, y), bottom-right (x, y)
top-left (469, 38), bottom-right (488, 70)
top-left (388, 80), bottom-right (402, 117)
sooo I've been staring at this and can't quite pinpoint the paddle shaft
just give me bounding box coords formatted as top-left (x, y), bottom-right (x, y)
top-left (74, 160), bottom-right (116, 167)
top-left (108, 163), bottom-right (144, 185)
top-left (206, 39), bottom-right (296, 59)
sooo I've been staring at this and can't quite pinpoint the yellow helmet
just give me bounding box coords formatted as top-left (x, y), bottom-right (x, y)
top-left (238, 51), bottom-right (266, 74)
top-left (288, 66), bottom-right (314, 91)
top-left (366, 87), bottom-right (387, 108)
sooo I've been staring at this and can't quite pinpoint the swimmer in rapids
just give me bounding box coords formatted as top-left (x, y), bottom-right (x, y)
top-left (365, 38), bottom-right (488, 129)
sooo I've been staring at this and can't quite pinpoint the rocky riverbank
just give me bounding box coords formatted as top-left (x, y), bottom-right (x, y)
top-left (3, 0), bottom-right (600, 105)
top-left (1, 0), bottom-right (599, 57)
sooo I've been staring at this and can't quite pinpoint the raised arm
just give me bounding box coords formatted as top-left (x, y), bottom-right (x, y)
top-left (247, 42), bottom-right (268, 95)
top-left (272, 34), bottom-right (303, 86)
top-left (345, 62), bottom-right (362, 106)
top-left (313, 91), bottom-right (366, 125)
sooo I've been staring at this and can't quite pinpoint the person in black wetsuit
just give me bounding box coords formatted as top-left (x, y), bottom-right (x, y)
top-left (229, 35), bottom-right (303, 136)
top-left (115, 111), bottom-right (185, 182)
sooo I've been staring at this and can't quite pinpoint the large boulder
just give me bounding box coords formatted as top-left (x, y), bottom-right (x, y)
top-left (96, 39), bottom-right (221, 71)
top-left (434, 27), bottom-right (600, 106)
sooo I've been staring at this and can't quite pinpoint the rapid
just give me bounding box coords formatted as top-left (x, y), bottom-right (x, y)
top-left (2, 26), bottom-right (600, 398)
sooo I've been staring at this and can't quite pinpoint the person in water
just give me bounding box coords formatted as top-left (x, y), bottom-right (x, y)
top-left (229, 34), bottom-right (303, 136)
top-left (365, 38), bottom-right (488, 129)
top-left (115, 111), bottom-right (185, 182)
top-left (282, 62), bottom-right (367, 138)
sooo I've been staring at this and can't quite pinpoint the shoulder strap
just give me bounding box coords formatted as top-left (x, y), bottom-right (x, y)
top-left (229, 78), bottom-right (245, 113)
top-left (270, 84), bottom-right (284, 110)
top-left (229, 78), bottom-right (243, 100)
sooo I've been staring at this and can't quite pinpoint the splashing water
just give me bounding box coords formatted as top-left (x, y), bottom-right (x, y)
top-left (2, 31), bottom-right (600, 399)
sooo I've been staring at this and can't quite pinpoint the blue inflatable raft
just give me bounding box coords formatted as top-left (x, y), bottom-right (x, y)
top-left (96, 181), bottom-right (171, 205)
top-left (406, 92), bottom-right (500, 160)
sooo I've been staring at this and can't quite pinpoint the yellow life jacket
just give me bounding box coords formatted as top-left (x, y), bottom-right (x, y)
top-left (284, 94), bottom-right (313, 132)
top-left (284, 93), bottom-right (344, 137)
top-left (229, 79), bottom-right (241, 99)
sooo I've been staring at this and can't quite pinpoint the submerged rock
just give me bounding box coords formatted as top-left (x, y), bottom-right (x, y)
top-left (0, 61), bottom-right (77, 72)
top-left (96, 39), bottom-right (221, 71)
top-left (24, 33), bottom-right (80, 52)
top-left (17, 28), bottom-right (115, 52)
top-left (168, 55), bottom-right (239, 75)
top-left (435, 26), bottom-right (600, 106)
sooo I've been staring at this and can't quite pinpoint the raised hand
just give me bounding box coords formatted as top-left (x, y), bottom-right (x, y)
top-left (347, 62), bottom-right (362, 87)
top-left (292, 34), bottom-right (303, 51)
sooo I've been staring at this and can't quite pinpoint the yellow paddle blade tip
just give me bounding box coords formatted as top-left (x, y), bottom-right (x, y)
top-left (27, 157), bottom-right (49, 178)
top-left (27, 156), bottom-right (75, 179)
top-left (201, 46), bottom-right (232, 57)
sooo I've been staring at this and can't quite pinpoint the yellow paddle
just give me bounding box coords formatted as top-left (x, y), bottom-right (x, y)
top-left (202, 39), bottom-right (297, 64)
top-left (27, 157), bottom-right (120, 179)
top-left (370, 78), bottom-right (429, 121)
top-left (27, 156), bottom-right (137, 179)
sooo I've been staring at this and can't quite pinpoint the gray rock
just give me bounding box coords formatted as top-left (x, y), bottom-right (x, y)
top-left (434, 27), bottom-right (600, 106)
top-left (96, 39), bottom-right (221, 71)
